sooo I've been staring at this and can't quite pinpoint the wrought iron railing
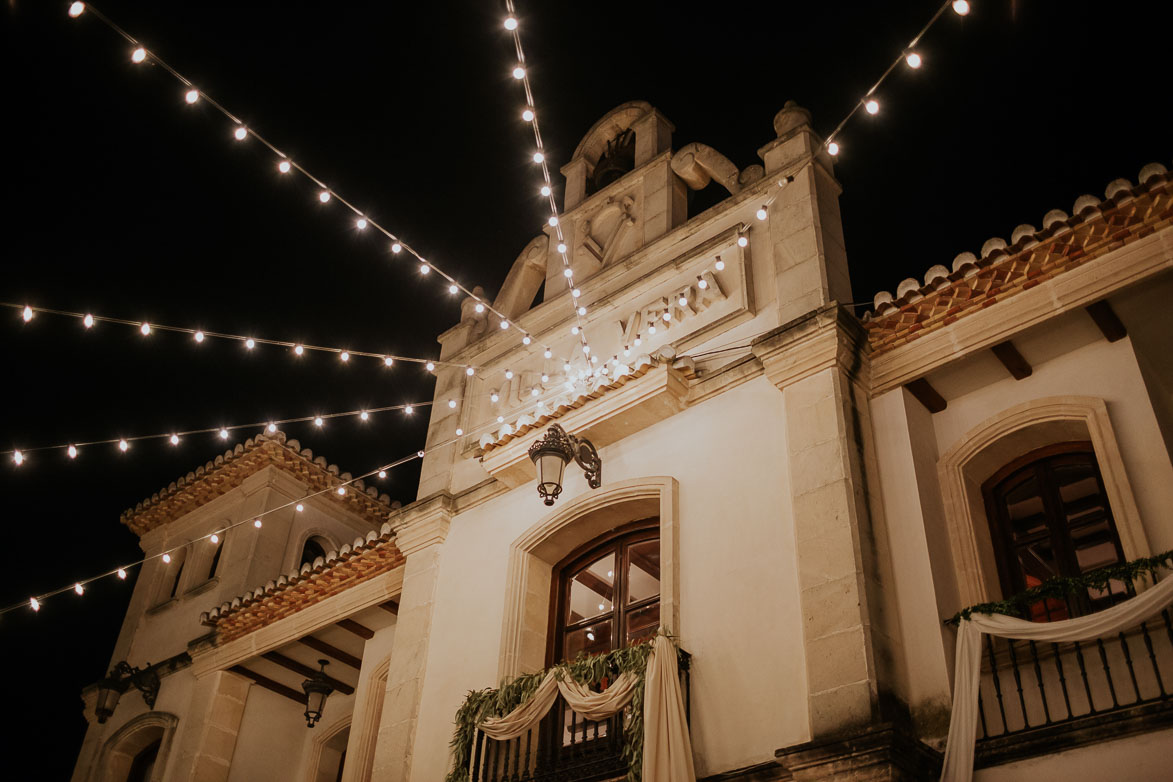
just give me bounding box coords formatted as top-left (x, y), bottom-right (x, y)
top-left (960, 568), bottom-right (1173, 749)
top-left (470, 652), bottom-right (690, 782)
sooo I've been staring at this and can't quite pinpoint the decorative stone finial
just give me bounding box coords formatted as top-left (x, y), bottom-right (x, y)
top-left (772, 101), bottom-right (813, 138)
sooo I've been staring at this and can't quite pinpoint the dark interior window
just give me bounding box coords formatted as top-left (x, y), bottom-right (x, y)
top-left (167, 553), bottom-right (185, 601)
top-left (550, 523), bottom-right (660, 664)
top-left (301, 538), bottom-right (327, 568)
top-left (983, 443), bottom-right (1125, 621)
top-left (585, 128), bottom-right (636, 196)
top-left (207, 537), bottom-right (224, 580)
top-left (127, 738), bottom-right (161, 782)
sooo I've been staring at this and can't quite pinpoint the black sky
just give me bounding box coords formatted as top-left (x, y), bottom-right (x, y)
top-left (1, 0), bottom-right (1169, 773)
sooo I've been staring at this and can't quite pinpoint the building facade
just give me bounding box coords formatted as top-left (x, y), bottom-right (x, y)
top-left (71, 102), bottom-right (1173, 781)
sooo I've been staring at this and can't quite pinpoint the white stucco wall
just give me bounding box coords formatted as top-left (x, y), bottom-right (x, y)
top-left (408, 376), bottom-right (806, 779)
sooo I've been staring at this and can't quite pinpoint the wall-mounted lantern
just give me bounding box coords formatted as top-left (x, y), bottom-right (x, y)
top-left (302, 659), bottom-right (335, 728)
top-left (527, 424), bottom-right (602, 506)
top-left (94, 661), bottom-right (162, 724)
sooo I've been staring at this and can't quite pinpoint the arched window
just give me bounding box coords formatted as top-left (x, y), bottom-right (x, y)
top-left (982, 442), bottom-right (1126, 620)
top-left (585, 128), bottom-right (635, 195)
top-left (300, 537), bottom-right (328, 568)
top-left (550, 523), bottom-right (660, 664)
top-left (207, 536), bottom-right (224, 581)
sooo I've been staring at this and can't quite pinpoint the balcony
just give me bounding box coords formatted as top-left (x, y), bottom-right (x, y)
top-left (956, 564), bottom-right (1173, 767)
top-left (468, 651), bottom-right (690, 782)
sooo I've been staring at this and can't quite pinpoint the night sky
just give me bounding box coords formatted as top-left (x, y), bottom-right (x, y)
top-left (2, 0), bottom-right (1169, 773)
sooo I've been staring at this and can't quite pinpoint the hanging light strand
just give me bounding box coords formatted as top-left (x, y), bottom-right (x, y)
top-left (63, 2), bottom-right (555, 364)
top-left (0, 379), bottom-right (572, 618)
top-left (2, 401), bottom-right (432, 460)
top-left (822, 0), bottom-right (963, 157)
top-left (4, 302), bottom-right (469, 371)
top-left (502, 1), bottom-right (595, 366)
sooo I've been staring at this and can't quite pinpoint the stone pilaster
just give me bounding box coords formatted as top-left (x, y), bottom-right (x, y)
top-left (169, 669), bottom-right (251, 782)
top-left (369, 496), bottom-right (452, 782)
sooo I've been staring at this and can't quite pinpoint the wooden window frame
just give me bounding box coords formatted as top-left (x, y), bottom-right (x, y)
top-left (546, 519), bottom-right (659, 666)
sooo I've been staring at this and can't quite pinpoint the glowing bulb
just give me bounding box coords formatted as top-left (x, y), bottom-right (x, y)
top-left (456, 428), bottom-right (463, 435)
top-left (30, 597), bottom-right (40, 611)
top-left (253, 519), bottom-right (262, 528)
top-left (577, 306), bottom-right (587, 316)
top-left (522, 336), bottom-right (531, 345)
top-left (624, 348), bottom-right (630, 357)
top-left (634, 337), bottom-right (642, 346)
top-left (311, 416), bottom-right (324, 427)
top-left (360, 411), bottom-right (369, 421)
top-left (475, 303), bottom-right (485, 313)
top-left (169, 434), bottom-right (179, 445)
top-left (210, 533), bottom-right (219, 544)
top-left (337, 487), bottom-right (346, 495)
top-left (117, 568), bottom-right (127, 579)
top-left (533, 152), bottom-right (545, 164)
top-left (420, 263), bottom-right (430, 274)
top-left (865, 99), bottom-right (879, 115)
top-left (466, 367), bottom-right (475, 376)
top-left (505, 369), bottom-right (514, 379)
top-left (140, 322), bottom-right (151, 335)
top-left (952, 0), bottom-right (970, 15)
top-left (356, 217), bottom-right (368, 230)
top-left (756, 206), bottom-right (768, 221)
top-left (219, 428), bottom-right (228, 439)
top-left (185, 89), bottom-right (199, 104)
top-left (131, 47), bottom-right (147, 64)
top-left (118, 439), bottom-right (129, 452)
top-left (582, 345), bottom-right (591, 354)
top-left (547, 216), bottom-right (558, 227)
top-left (512, 66), bottom-right (526, 80)
top-left (449, 284), bottom-right (459, 294)
top-left (544, 349), bottom-right (553, 359)
top-left (827, 141), bottom-right (840, 156)
top-left (194, 330), bottom-right (205, 342)
top-left (491, 393), bottom-right (500, 403)
top-left (278, 160), bottom-right (292, 173)
top-left (905, 51), bottom-right (922, 68)
top-left (425, 362), bottom-right (435, 371)
top-left (162, 552), bottom-right (171, 563)
top-left (245, 338), bottom-right (255, 349)
top-left (296, 503), bottom-right (304, 512)
top-left (540, 185), bottom-right (551, 197)
top-left (698, 278), bottom-right (708, 290)
top-left (294, 344), bottom-right (304, 355)
top-left (231, 126), bottom-right (248, 142)
top-left (340, 351), bottom-right (350, 362)
top-left (497, 415), bottom-right (505, 423)
top-left (384, 356), bottom-right (394, 367)
top-left (522, 108), bottom-right (534, 122)
top-left (598, 603), bottom-right (605, 611)
top-left (405, 405), bottom-right (414, 414)
top-left (678, 296), bottom-right (689, 307)
top-left (715, 259), bottom-right (726, 271)
top-left (83, 313), bottom-right (94, 328)
top-left (648, 325), bottom-right (657, 334)
top-left (557, 242), bottom-right (567, 253)
top-left (319, 190), bottom-right (331, 203)
top-left (448, 399), bottom-right (457, 408)
top-left (377, 470), bottom-right (386, 479)
top-left (68, 2), bottom-right (85, 18)
top-left (504, 16), bottom-right (518, 30)
top-left (737, 235), bottom-right (748, 248)
top-left (391, 242), bottom-right (402, 253)
top-left (268, 423), bottom-right (277, 432)
top-left (13, 450), bottom-right (24, 466)
top-left (500, 320), bottom-right (509, 329)
top-left (67, 445), bottom-right (78, 459)
top-left (663, 312), bottom-right (671, 321)
top-left (563, 268), bottom-right (573, 278)
top-left (541, 373), bottom-right (549, 383)
top-left (21, 305), bottom-right (33, 322)
top-left (587, 632), bottom-right (595, 641)
top-left (571, 326), bottom-right (579, 335)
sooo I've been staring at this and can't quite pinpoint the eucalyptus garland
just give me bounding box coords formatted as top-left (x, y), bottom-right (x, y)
top-left (946, 549), bottom-right (1173, 626)
top-left (445, 639), bottom-right (675, 782)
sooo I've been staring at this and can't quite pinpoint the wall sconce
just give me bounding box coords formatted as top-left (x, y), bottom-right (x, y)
top-left (302, 659), bottom-right (335, 728)
top-left (95, 661), bottom-right (162, 724)
top-left (527, 424), bottom-right (602, 505)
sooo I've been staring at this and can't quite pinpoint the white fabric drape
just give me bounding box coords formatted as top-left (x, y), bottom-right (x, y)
top-left (474, 631), bottom-right (696, 781)
top-left (941, 575), bottom-right (1173, 782)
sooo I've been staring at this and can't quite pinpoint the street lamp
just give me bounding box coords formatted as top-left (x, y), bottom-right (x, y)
top-left (302, 659), bottom-right (335, 728)
top-left (94, 661), bottom-right (162, 724)
top-left (527, 424), bottom-right (602, 506)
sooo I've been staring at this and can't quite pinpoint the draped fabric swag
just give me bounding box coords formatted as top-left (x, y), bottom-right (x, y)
top-left (941, 575), bottom-right (1173, 782)
top-left (476, 633), bottom-right (695, 781)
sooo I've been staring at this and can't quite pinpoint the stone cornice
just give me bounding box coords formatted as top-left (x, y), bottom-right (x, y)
top-left (752, 303), bottom-right (869, 391)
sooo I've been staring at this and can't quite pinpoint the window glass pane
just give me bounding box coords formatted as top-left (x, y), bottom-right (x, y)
top-left (1003, 475), bottom-right (1046, 538)
top-left (626, 539), bottom-right (660, 604)
top-left (1015, 543), bottom-right (1059, 585)
top-left (625, 602), bottom-right (659, 644)
top-left (1052, 463), bottom-right (1107, 526)
top-left (1071, 519), bottom-right (1120, 572)
top-left (565, 552), bottom-right (615, 623)
top-left (564, 619), bottom-right (612, 660)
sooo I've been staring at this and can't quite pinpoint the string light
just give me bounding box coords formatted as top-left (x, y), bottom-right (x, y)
top-left (737, 235), bottom-right (748, 248)
top-left (253, 519), bottom-right (262, 528)
top-left (295, 503), bottom-right (304, 512)
top-left (715, 258), bottom-right (726, 271)
top-left (359, 411), bottom-right (368, 421)
top-left (4, 303), bottom-right (468, 371)
top-left (906, 51), bottom-right (923, 69)
top-left (340, 351), bottom-right (350, 362)
top-left (30, 597), bottom-right (41, 612)
top-left (540, 185), bottom-right (551, 197)
top-left (162, 552), bottom-right (171, 563)
top-left (131, 47), bottom-right (146, 63)
top-left (512, 66), bottom-right (526, 80)
top-left (117, 568), bottom-right (127, 579)
top-left (314, 416), bottom-right (324, 427)
top-left (827, 141), bottom-right (840, 156)
top-left (865, 99), bottom-right (880, 115)
top-left (504, 16), bottom-right (518, 30)
top-left (391, 242), bottom-right (402, 254)
top-left (184, 89), bottom-right (199, 104)
top-left (67, 445), bottom-right (78, 459)
top-left (68, 2), bottom-right (84, 18)
top-left (118, 439), bottom-right (129, 452)
top-left (356, 217), bottom-right (368, 229)
top-left (522, 108), bottom-right (534, 122)
top-left (209, 533), bottom-right (219, 544)
top-left (952, 0), bottom-right (970, 15)
top-left (219, 428), bottom-right (229, 439)
top-left (448, 399), bottom-right (457, 408)
top-left (169, 434), bottom-right (179, 445)
top-left (449, 284), bottom-right (459, 294)
top-left (377, 470), bottom-right (386, 479)
top-left (756, 206), bottom-right (768, 221)
top-left (319, 190), bottom-right (331, 203)
top-left (12, 450), bottom-right (24, 466)
top-left (234, 126), bottom-right (248, 140)
top-left (278, 160), bottom-right (292, 174)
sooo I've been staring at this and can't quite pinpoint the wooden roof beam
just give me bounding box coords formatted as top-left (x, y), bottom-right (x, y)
top-left (1086, 300), bottom-right (1127, 342)
top-left (261, 652), bottom-right (355, 695)
top-left (298, 636), bottom-right (363, 671)
top-left (230, 665), bottom-right (304, 704)
top-left (337, 618), bottom-right (374, 640)
top-left (991, 341), bottom-right (1032, 380)
top-left (906, 378), bottom-right (946, 413)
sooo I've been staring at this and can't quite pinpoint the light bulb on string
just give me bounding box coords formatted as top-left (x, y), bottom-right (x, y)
top-left (905, 51), bottom-right (922, 68)
top-left (377, 471), bottom-right (386, 479)
top-left (30, 597), bottom-right (41, 611)
top-left (522, 108), bottom-right (534, 122)
top-left (556, 242), bottom-right (567, 254)
top-left (22, 305), bottom-right (34, 322)
top-left (500, 320), bottom-right (509, 330)
top-left (356, 218), bottom-right (368, 230)
top-left (267, 423), bottom-right (277, 432)
top-left (219, 428), bottom-right (229, 439)
top-left (737, 235), bottom-right (748, 248)
top-left (233, 126), bottom-right (248, 141)
top-left (336, 487), bottom-right (346, 496)
top-left (577, 306), bottom-right (586, 316)
top-left (827, 141), bottom-right (840, 156)
top-left (448, 400), bottom-right (457, 409)
top-left (952, 0), bottom-right (970, 15)
top-left (533, 152), bottom-right (545, 164)
top-left (162, 552), bottom-right (171, 564)
top-left (571, 326), bottom-right (579, 335)
top-left (118, 439), bottom-right (129, 452)
top-left (319, 190), bottom-right (331, 203)
top-left (253, 518), bottom-right (262, 528)
top-left (456, 428), bottom-right (463, 435)
top-left (68, 2), bottom-right (85, 17)
top-left (12, 450), bottom-right (24, 466)
top-left (491, 393), bottom-right (499, 403)
top-left (756, 206), bottom-right (768, 221)
top-left (504, 16), bottom-right (518, 30)
top-left (475, 303), bottom-right (485, 313)
top-left (405, 405), bottom-right (414, 414)
top-left (83, 313), bottom-right (94, 328)
top-left (117, 568), bottom-right (127, 579)
top-left (466, 367), bottom-right (475, 376)
top-left (169, 434), bottom-right (179, 445)
top-left (425, 362), bottom-right (435, 372)
top-left (572, 288), bottom-right (580, 298)
top-left (698, 277), bottom-right (708, 290)
top-left (540, 185), bottom-right (551, 197)
top-left (131, 47), bottom-right (147, 63)
top-left (296, 503), bottom-right (304, 512)
top-left (278, 160), bottom-right (292, 174)
top-left (715, 258), bottom-right (725, 271)
top-left (865, 99), bottom-right (880, 115)
top-left (544, 349), bottom-right (553, 359)
top-left (547, 216), bottom-right (558, 227)
top-left (384, 357), bottom-right (393, 367)
top-left (512, 66), bottom-right (525, 80)
top-left (340, 351), bottom-right (350, 362)
top-left (505, 369), bottom-right (514, 379)
top-left (185, 89), bottom-right (199, 104)
top-left (419, 263), bottom-right (429, 274)
top-left (563, 268), bottom-right (573, 278)
top-left (210, 533), bottom-right (219, 544)
top-left (245, 338), bottom-right (255, 349)
top-left (140, 322), bottom-right (151, 335)
top-left (293, 344), bottom-right (305, 356)
top-left (194, 330), bottom-right (204, 343)
top-left (449, 284), bottom-right (458, 294)
top-left (522, 336), bottom-right (531, 345)
top-left (67, 445), bottom-right (78, 459)
top-left (359, 411), bottom-right (369, 421)
top-left (391, 242), bottom-right (402, 254)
